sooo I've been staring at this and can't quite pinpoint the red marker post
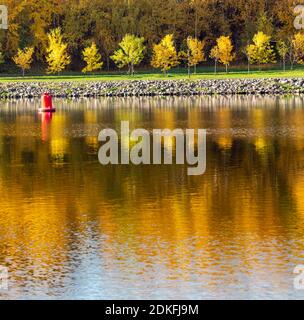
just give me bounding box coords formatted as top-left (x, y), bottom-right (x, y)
top-left (39, 93), bottom-right (56, 113)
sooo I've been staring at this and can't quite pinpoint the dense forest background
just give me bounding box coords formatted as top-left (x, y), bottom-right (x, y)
top-left (0, 0), bottom-right (301, 71)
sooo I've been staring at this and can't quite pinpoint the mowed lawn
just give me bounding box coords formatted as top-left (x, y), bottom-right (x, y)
top-left (1, 66), bottom-right (304, 82)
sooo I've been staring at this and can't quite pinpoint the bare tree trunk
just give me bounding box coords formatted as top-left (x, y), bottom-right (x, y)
top-left (214, 60), bottom-right (217, 74)
top-left (195, 7), bottom-right (198, 39)
top-left (289, 47), bottom-right (294, 70)
top-left (106, 55), bottom-right (110, 71)
top-left (187, 49), bottom-right (191, 78)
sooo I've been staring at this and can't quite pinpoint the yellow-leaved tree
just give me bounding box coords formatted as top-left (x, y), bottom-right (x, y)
top-left (187, 36), bottom-right (206, 74)
top-left (209, 46), bottom-right (220, 74)
top-left (82, 42), bottom-right (103, 73)
top-left (151, 34), bottom-right (179, 75)
top-left (46, 28), bottom-right (71, 74)
top-left (292, 33), bottom-right (304, 67)
top-left (12, 47), bottom-right (34, 76)
top-left (276, 40), bottom-right (289, 71)
top-left (246, 31), bottom-right (276, 70)
top-left (111, 34), bottom-right (145, 76)
top-left (211, 36), bottom-right (235, 73)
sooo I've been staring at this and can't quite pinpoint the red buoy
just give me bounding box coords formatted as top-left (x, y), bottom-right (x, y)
top-left (39, 93), bottom-right (56, 113)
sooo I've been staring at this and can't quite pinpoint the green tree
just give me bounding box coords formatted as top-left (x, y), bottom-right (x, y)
top-left (111, 34), bottom-right (145, 76)
top-left (82, 42), bottom-right (103, 73)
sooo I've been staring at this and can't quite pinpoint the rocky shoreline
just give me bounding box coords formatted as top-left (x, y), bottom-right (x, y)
top-left (1, 78), bottom-right (304, 98)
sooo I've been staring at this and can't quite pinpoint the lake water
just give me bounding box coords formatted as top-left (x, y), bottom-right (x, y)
top-left (0, 96), bottom-right (304, 300)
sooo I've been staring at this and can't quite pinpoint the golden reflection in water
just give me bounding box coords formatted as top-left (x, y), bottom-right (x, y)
top-left (0, 96), bottom-right (304, 299)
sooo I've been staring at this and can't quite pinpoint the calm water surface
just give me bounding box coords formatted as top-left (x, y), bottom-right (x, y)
top-left (0, 96), bottom-right (304, 299)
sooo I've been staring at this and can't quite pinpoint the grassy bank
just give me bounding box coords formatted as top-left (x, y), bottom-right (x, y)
top-left (1, 66), bottom-right (304, 82)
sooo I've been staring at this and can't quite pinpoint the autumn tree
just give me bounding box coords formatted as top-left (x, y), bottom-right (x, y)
top-left (213, 36), bottom-right (235, 73)
top-left (273, 0), bottom-right (295, 41)
top-left (0, 0), bottom-right (26, 58)
top-left (46, 28), bottom-right (71, 74)
top-left (0, 0), bottom-right (298, 73)
top-left (292, 33), bottom-right (304, 66)
top-left (26, 0), bottom-right (63, 61)
top-left (12, 47), bottom-right (34, 76)
top-left (187, 36), bottom-right (205, 74)
top-left (210, 46), bottom-right (220, 74)
top-left (276, 40), bottom-right (289, 71)
top-left (82, 42), bottom-right (103, 73)
top-left (246, 31), bottom-right (276, 70)
top-left (95, 29), bottom-right (116, 71)
top-left (245, 45), bottom-right (257, 71)
top-left (256, 10), bottom-right (273, 37)
top-left (62, 1), bottom-right (95, 62)
top-left (151, 34), bottom-right (179, 75)
top-left (111, 34), bottom-right (145, 75)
